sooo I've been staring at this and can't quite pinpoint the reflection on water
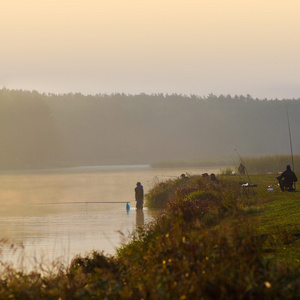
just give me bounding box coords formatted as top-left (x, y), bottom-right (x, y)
top-left (0, 165), bottom-right (220, 270)
top-left (136, 210), bottom-right (145, 228)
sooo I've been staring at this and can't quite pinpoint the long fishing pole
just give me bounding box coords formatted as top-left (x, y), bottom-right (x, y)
top-left (27, 201), bottom-right (131, 212)
top-left (285, 102), bottom-right (296, 189)
top-left (234, 159), bottom-right (249, 198)
top-left (235, 149), bottom-right (255, 195)
top-left (29, 201), bottom-right (130, 205)
top-left (285, 103), bottom-right (295, 170)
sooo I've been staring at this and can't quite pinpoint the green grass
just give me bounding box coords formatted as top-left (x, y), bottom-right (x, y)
top-left (247, 177), bottom-right (300, 265)
top-left (259, 195), bottom-right (300, 227)
top-left (226, 173), bottom-right (300, 268)
top-left (259, 197), bottom-right (300, 265)
top-left (0, 173), bottom-right (299, 299)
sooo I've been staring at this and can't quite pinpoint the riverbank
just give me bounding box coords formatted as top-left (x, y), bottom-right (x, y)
top-left (0, 173), bottom-right (299, 299)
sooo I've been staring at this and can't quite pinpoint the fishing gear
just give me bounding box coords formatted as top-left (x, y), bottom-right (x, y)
top-left (28, 201), bottom-right (130, 212)
top-left (285, 102), bottom-right (296, 190)
top-left (235, 149), bottom-right (256, 195)
top-left (234, 160), bottom-right (249, 198)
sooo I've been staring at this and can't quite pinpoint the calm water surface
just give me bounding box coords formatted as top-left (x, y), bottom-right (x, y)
top-left (0, 165), bottom-right (220, 270)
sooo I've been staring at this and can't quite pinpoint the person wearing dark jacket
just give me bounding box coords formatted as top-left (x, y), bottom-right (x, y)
top-left (276, 165), bottom-right (297, 191)
top-left (238, 163), bottom-right (246, 174)
top-left (135, 182), bottom-right (144, 209)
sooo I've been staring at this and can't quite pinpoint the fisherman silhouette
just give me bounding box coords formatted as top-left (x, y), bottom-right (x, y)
top-left (276, 165), bottom-right (297, 192)
top-left (238, 163), bottom-right (246, 174)
top-left (135, 182), bottom-right (144, 209)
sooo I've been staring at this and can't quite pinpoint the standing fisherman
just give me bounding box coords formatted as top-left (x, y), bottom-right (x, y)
top-left (238, 163), bottom-right (246, 174)
top-left (135, 182), bottom-right (144, 210)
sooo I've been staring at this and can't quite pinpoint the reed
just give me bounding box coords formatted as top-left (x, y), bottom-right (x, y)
top-left (241, 154), bottom-right (300, 174)
top-left (151, 154), bottom-right (300, 174)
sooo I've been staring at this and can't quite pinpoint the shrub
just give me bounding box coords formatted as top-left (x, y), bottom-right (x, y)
top-left (220, 166), bottom-right (234, 176)
top-left (242, 154), bottom-right (300, 174)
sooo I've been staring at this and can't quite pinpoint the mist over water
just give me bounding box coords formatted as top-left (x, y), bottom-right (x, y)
top-left (0, 165), bottom-right (220, 270)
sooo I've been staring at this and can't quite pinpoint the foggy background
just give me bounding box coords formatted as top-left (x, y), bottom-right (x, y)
top-left (1, 89), bottom-right (299, 170)
top-left (1, 1), bottom-right (300, 170)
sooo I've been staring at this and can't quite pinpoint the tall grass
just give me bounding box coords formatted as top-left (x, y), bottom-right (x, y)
top-left (146, 174), bottom-right (240, 211)
top-left (241, 154), bottom-right (300, 174)
top-left (151, 154), bottom-right (300, 174)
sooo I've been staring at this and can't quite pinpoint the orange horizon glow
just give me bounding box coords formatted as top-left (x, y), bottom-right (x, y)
top-left (1, 0), bottom-right (300, 99)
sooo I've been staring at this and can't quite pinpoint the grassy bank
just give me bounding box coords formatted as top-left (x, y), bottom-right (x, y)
top-left (0, 174), bottom-right (299, 299)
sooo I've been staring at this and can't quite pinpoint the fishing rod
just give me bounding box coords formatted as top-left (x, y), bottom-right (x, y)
top-left (29, 201), bottom-right (130, 205)
top-left (233, 159), bottom-right (249, 198)
top-left (28, 201), bottom-right (131, 212)
top-left (235, 149), bottom-right (255, 195)
top-left (285, 102), bottom-right (296, 189)
top-left (285, 102), bottom-right (295, 169)
top-left (234, 158), bottom-right (249, 199)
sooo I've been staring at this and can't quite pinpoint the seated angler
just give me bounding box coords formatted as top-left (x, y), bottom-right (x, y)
top-left (276, 165), bottom-right (297, 192)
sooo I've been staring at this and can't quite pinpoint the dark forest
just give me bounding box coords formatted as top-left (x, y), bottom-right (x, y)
top-left (1, 88), bottom-right (299, 170)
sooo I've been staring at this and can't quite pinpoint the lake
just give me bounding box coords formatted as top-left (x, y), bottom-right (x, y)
top-left (0, 165), bottom-right (220, 271)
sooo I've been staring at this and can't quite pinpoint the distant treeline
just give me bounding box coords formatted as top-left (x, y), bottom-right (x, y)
top-left (150, 157), bottom-right (234, 168)
top-left (0, 89), bottom-right (61, 169)
top-left (1, 88), bottom-right (300, 170)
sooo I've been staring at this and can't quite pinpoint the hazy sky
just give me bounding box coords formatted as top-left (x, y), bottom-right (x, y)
top-left (1, 0), bottom-right (300, 99)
